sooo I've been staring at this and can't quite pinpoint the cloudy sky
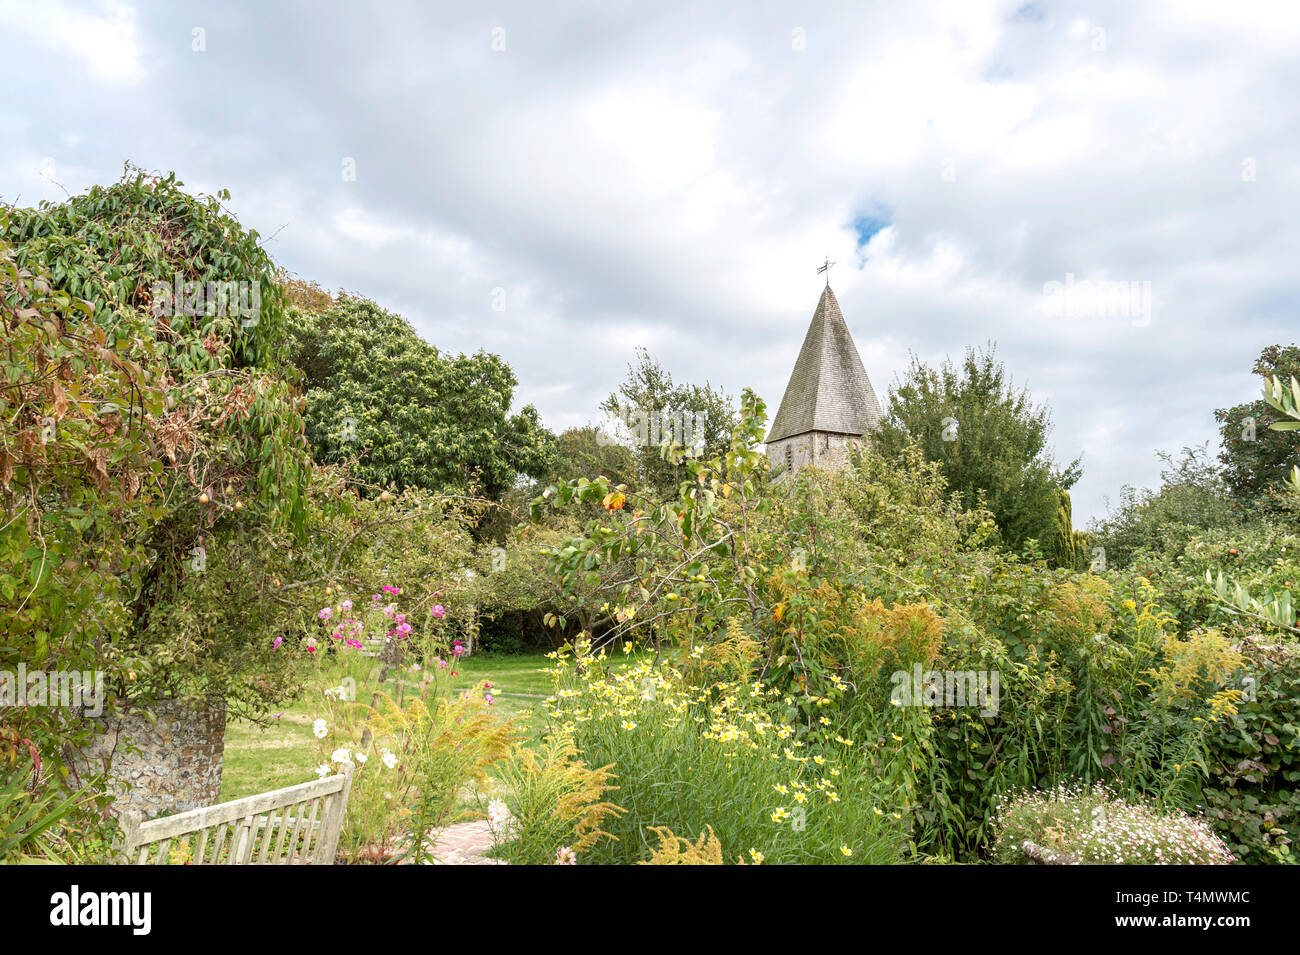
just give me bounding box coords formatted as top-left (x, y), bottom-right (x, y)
top-left (3, 0), bottom-right (1297, 522)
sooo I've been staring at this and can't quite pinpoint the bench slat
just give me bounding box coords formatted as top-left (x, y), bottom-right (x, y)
top-left (116, 765), bottom-right (354, 866)
top-left (133, 773), bottom-right (347, 843)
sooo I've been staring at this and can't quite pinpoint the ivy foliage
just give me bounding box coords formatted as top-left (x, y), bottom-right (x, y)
top-left (2, 168), bottom-right (316, 742)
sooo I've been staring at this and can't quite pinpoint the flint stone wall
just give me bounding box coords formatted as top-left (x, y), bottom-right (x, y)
top-left (71, 697), bottom-right (226, 818)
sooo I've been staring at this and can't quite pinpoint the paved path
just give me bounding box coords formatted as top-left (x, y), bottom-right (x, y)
top-left (428, 820), bottom-right (504, 865)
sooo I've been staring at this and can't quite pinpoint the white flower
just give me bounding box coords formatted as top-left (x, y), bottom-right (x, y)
top-left (381, 749), bottom-right (398, 769)
top-left (355, 752), bottom-right (368, 764)
top-left (331, 747), bottom-right (353, 765)
top-left (313, 718), bottom-right (328, 739)
top-left (554, 846), bottom-right (577, 865)
top-left (315, 763), bottom-right (331, 779)
top-left (487, 797), bottom-right (513, 832)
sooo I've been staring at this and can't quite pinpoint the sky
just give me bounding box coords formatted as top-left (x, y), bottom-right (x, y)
top-left (2, 0), bottom-right (1297, 523)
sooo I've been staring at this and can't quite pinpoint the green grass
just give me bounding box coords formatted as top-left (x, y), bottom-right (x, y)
top-left (220, 651), bottom-right (554, 801)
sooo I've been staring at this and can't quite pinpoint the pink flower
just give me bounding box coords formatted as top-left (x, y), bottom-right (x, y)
top-left (340, 599), bottom-right (353, 612)
top-left (272, 636), bottom-right (283, 650)
top-left (430, 605), bottom-right (446, 619)
top-left (318, 607), bottom-right (333, 620)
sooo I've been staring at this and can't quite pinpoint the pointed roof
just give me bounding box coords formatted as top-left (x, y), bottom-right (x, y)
top-left (766, 286), bottom-right (883, 443)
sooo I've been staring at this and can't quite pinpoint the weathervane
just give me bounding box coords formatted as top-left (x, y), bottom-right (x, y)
top-left (817, 255), bottom-right (835, 288)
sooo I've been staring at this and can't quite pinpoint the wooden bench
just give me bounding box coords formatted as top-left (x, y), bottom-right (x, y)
top-left (116, 763), bottom-right (354, 865)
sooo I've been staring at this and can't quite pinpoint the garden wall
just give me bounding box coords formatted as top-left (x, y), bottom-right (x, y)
top-left (70, 697), bottom-right (227, 818)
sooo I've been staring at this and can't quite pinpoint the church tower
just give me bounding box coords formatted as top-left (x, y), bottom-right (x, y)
top-left (765, 285), bottom-right (884, 475)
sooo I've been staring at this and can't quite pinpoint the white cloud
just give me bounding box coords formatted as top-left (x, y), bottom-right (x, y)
top-left (1, 0), bottom-right (1295, 525)
top-left (0, 0), bottom-right (144, 85)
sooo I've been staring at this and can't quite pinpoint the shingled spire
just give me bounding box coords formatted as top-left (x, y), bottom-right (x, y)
top-left (767, 286), bottom-right (883, 446)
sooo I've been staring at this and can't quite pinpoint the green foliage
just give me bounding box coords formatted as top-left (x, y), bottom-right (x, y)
top-left (1201, 639), bottom-right (1300, 864)
top-left (469, 523), bottom-right (582, 653)
top-left (1215, 344), bottom-right (1300, 503)
top-left (0, 751), bottom-right (87, 863)
top-left (872, 343), bottom-right (1081, 555)
top-left (287, 297), bottom-right (555, 498)
top-left (544, 645), bottom-right (905, 864)
top-left (1088, 445), bottom-right (1244, 571)
top-left (1048, 489), bottom-right (1083, 570)
top-left (547, 425), bottom-right (638, 490)
top-left (2, 170), bottom-right (315, 763)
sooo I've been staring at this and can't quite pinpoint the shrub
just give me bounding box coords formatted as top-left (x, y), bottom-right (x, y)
top-left (992, 783), bottom-right (1233, 864)
top-left (543, 639), bottom-right (906, 865)
top-left (1202, 637), bottom-right (1300, 864)
top-left (482, 731), bottom-right (622, 865)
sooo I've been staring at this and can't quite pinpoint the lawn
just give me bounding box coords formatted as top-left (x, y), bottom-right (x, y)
top-left (220, 650), bottom-right (555, 801)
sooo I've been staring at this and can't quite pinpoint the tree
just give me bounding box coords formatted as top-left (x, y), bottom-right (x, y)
top-left (549, 426), bottom-right (638, 487)
top-left (871, 344), bottom-right (1081, 559)
top-left (1215, 344), bottom-right (1300, 504)
top-left (1087, 444), bottom-right (1242, 569)
top-left (2, 168), bottom-right (316, 746)
top-left (599, 347), bottom-right (737, 498)
top-left (287, 297), bottom-right (555, 498)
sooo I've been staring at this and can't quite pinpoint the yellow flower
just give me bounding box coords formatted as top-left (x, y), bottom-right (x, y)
top-left (749, 849), bottom-right (765, 864)
top-left (839, 845), bottom-right (852, 857)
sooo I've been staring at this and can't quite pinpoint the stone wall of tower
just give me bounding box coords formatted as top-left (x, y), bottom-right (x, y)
top-left (766, 431), bottom-right (863, 477)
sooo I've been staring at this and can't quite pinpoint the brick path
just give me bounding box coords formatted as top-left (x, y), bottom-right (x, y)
top-left (428, 820), bottom-right (504, 865)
